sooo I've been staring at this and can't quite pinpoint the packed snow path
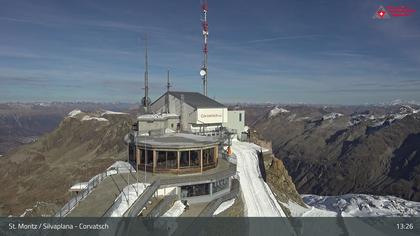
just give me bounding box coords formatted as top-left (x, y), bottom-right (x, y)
top-left (231, 140), bottom-right (286, 216)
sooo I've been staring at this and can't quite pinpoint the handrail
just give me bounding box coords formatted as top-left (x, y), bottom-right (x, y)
top-left (54, 166), bottom-right (127, 217)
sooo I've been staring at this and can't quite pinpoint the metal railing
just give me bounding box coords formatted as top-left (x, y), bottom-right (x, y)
top-left (54, 167), bottom-right (126, 217)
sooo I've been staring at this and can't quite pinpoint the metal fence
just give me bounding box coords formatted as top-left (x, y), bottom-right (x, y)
top-left (54, 167), bottom-right (126, 217)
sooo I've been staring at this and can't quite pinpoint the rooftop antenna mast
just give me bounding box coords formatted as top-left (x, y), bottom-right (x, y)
top-left (199, 0), bottom-right (209, 96)
top-left (141, 34), bottom-right (151, 113)
top-left (165, 70), bottom-right (171, 113)
top-left (166, 70), bottom-right (171, 93)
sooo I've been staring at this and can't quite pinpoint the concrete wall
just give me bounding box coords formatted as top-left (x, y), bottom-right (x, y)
top-left (156, 187), bottom-right (177, 197)
top-left (138, 117), bottom-right (179, 133)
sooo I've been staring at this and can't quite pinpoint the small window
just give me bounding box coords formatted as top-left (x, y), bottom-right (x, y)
top-left (239, 113), bottom-right (242, 122)
top-left (171, 123), bottom-right (174, 128)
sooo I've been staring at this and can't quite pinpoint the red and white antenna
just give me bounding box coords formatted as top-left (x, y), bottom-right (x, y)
top-left (199, 0), bottom-right (209, 96)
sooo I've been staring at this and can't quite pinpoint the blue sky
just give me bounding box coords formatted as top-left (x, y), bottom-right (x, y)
top-left (0, 0), bottom-right (420, 104)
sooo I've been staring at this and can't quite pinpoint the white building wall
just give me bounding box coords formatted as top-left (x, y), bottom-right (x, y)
top-left (151, 94), bottom-right (228, 132)
top-left (156, 187), bottom-right (177, 197)
top-left (224, 110), bottom-right (245, 134)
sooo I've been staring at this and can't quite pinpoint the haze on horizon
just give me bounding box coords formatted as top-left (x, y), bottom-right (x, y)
top-left (0, 0), bottom-right (420, 105)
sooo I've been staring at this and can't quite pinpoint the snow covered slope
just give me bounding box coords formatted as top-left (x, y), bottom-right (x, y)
top-left (162, 200), bottom-right (186, 217)
top-left (108, 183), bottom-right (149, 217)
top-left (213, 199), bottom-right (235, 216)
top-left (231, 140), bottom-right (286, 216)
top-left (302, 194), bottom-right (420, 217)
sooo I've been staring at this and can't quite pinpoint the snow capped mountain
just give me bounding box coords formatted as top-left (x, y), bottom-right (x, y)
top-left (269, 107), bottom-right (290, 118)
top-left (348, 114), bottom-right (376, 127)
top-left (386, 99), bottom-right (420, 106)
top-left (68, 109), bottom-right (82, 117)
top-left (302, 194), bottom-right (420, 217)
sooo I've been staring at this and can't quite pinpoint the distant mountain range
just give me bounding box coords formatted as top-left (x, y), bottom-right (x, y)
top-left (1, 102), bottom-right (419, 217)
top-left (246, 103), bottom-right (420, 202)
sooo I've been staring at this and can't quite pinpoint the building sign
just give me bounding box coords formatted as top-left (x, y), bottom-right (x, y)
top-left (200, 113), bottom-right (222, 119)
top-left (196, 108), bottom-right (228, 124)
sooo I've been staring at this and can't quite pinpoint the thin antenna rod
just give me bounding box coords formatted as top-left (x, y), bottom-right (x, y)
top-left (165, 70), bottom-right (171, 113)
top-left (142, 34), bottom-right (151, 113)
top-left (166, 70), bottom-right (171, 93)
top-left (201, 0), bottom-right (209, 96)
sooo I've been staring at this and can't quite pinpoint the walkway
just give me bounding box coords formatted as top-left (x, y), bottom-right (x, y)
top-left (231, 140), bottom-right (285, 216)
top-left (67, 159), bottom-right (235, 216)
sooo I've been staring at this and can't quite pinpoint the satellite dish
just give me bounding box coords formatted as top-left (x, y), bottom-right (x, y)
top-left (200, 69), bottom-right (207, 77)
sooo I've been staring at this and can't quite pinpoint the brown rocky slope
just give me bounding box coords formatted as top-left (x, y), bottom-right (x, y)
top-left (0, 111), bottom-right (135, 216)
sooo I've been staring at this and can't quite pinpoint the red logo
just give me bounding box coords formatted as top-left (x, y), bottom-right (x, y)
top-left (373, 6), bottom-right (390, 19)
top-left (373, 5), bottom-right (416, 19)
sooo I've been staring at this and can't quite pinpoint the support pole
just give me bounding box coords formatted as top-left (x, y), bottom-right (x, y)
top-left (200, 149), bottom-right (203, 173)
top-left (153, 150), bottom-right (156, 173)
top-left (177, 151), bottom-right (180, 175)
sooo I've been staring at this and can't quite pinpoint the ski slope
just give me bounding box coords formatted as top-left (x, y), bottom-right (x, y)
top-left (231, 140), bottom-right (286, 216)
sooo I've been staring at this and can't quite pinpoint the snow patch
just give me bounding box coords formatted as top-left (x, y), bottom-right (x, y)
top-left (108, 183), bottom-right (149, 217)
top-left (70, 182), bottom-right (88, 191)
top-left (213, 199), bottom-right (235, 215)
top-left (138, 113), bottom-right (179, 121)
top-left (101, 110), bottom-right (128, 116)
top-left (165, 128), bottom-right (176, 134)
top-left (286, 114), bottom-right (296, 122)
top-left (282, 200), bottom-right (337, 217)
top-left (68, 109), bottom-right (82, 117)
top-left (323, 112), bottom-right (343, 120)
top-left (302, 194), bottom-right (420, 217)
top-left (294, 116), bottom-right (310, 122)
top-left (107, 161), bottom-right (136, 175)
top-left (81, 115), bottom-right (108, 122)
top-left (370, 113), bottom-right (409, 128)
top-left (20, 208), bottom-right (33, 217)
top-left (269, 107), bottom-right (290, 118)
top-left (162, 200), bottom-right (186, 217)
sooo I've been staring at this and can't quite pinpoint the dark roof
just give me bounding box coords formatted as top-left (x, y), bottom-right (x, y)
top-left (169, 91), bottom-right (226, 108)
top-left (152, 91), bottom-right (226, 109)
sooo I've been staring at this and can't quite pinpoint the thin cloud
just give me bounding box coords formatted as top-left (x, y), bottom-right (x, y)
top-left (244, 34), bottom-right (323, 44)
top-left (319, 51), bottom-right (367, 57)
